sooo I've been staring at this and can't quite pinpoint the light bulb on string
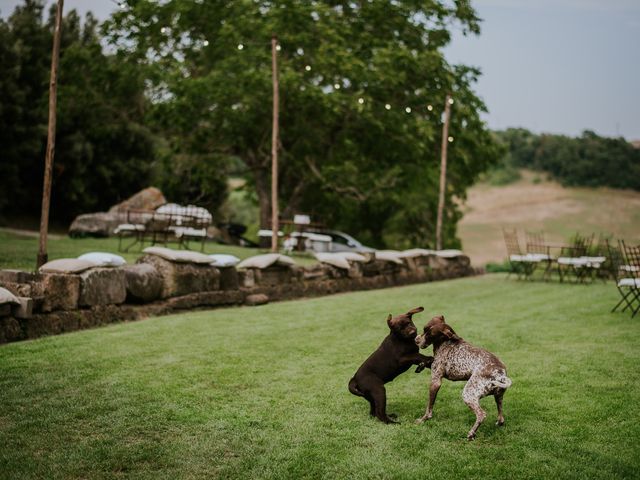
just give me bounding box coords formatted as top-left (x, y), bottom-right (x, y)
top-left (160, 27), bottom-right (168, 34)
top-left (448, 136), bottom-right (454, 142)
top-left (334, 83), bottom-right (341, 90)
top-left (237, 43), bottom-right (244, 50)
top-left (385, 104), bottom-right (391, 110)
top-left (427, 105), bottom-right (433, 111)
top-left (276, 44), bottom-right (281, 52)
top-left (203, 40), bottom-right (209, 46)
top-left (405, 107), bottom-right (412, 113)
top-left (358, 98), bottom-right (365, 104)
top-left (305, 65), bottom-right (311, 71)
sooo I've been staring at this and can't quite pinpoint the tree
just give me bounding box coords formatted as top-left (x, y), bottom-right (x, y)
top-left (105, 0), bottom-right (500, 247)
top-left (0, 1), bottom-right (156, 224)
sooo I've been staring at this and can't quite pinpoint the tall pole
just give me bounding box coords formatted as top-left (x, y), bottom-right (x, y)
top-left (435, 93), bottom-right (452, 251)
top-left (270, 35), bottom-right (280, 253)
top-left (37, 0), bottom-right (64, 269)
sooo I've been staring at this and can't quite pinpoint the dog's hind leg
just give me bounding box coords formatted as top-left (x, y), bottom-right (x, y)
top-left (369, 384), bottom-right (397, 424)
top-left (494, 389), bottom-right (505, 426)
top-left (462, 378), bottom-right (488, 440)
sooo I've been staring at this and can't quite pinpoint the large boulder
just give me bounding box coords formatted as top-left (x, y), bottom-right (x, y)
top-left (78, 268), bottom-right (127, 307)
top-left (137, 254), bottom-right (220, 298)
top-left (122, 264), bottom-right (163, 303)
top-left (108, 187), bottom-right (166, 213)
top-left (68, 212), bottom-right (120, 238)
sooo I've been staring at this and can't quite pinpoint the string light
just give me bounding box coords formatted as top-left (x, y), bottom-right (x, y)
top-left (385, 104), bottom-right (391, 110)
top-left (334, 83), bottom-right (341, 89)
top-left (160, 27), bottom-right (168, 34)
top-left (427, 105), bottom-right (433, 111)
top-left (237, 43), bottom-right (244, 50)
top-left (305, 65), bottom-right (311, 71)
top-left (405, 107), bottom-right (412, 113)
top-left (203, 40), bottom-right (209, 46)
top-left (448, 136), bottom-right (454, 142)
top-left (358, 98), bottom-right (365, 104)
top-left (276, 44), bottom-right (281, 52)
top-left (448, 98), bottom-right (454, 105)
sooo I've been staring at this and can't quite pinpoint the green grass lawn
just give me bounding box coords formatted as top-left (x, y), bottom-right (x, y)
top-left (0, 229), bottom-right (318, 272)
top-left (1, 275), bottom-right (639, 479)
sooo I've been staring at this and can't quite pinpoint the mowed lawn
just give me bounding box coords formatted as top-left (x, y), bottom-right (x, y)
top-left (1, 275), bottom-right (639, 479)
top-left (0, 229), bottom-right (318, 271)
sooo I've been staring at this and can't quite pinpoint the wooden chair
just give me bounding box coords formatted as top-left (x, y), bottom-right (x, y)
top-left (617, 241), bottom-right (640, 317)
top-left (556, 233), bottom-right (593, 283)
top-left (525, 230), bottom-right (553, 280)
top-left (503, 229), bottom-right (538, 280)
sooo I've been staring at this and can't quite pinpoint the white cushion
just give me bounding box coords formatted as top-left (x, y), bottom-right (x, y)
top-left (0, 287), bottom-right (19, 305)
top-left (621, 265), bottom-right (640, 273)
top-left (375, 251), bottom-right (404, 265)
top-left (114, 223), bottom-right (145, 234)
top-left (527, 253), bottom-right (552, 261)
top-left (436, 249), bottom-right (464, 258)
top-left (77, 252), bottom-right (126, 267)
top-left (618, 278), bottom-right (640, 288)
top-left (334, 252), bottom-right (367, 263)
top-left (236, 253), bottom-right (296, 269)
top-left (557, 257), bottom-right (589, 266)
top-left (315, 253), bottom-right (351, 270)
top-left (510, 254), bottom-right (539, 263)
top-left (399, 248), bottom-right (436, 258)
top-left (171, 226), bottom-right (207, 238)
top-left (39, 258), bottom-right (97, 274)
top-left (209, 254), bottom-right (240, 267)
top-left (143, 246), bottom-right (213, 264)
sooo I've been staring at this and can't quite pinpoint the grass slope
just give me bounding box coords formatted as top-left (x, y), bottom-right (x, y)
top-left (459, 171), bottom-right (640, 266)
top-left (1, 275), bottom-right (639, 479)
top-left (0, 229), bottom-right (317, 272)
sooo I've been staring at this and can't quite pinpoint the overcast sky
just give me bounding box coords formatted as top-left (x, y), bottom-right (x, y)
top-left (1, 0), bottom-right (639, 140)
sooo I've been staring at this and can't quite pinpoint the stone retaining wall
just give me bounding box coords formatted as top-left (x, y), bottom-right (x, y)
top-left (0, 254), bottom-right (476, 344)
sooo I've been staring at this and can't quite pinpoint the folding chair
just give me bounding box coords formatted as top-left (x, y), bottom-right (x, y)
top-left (556, 234), bottom-right (593, 283)
top-left (616, 241), bottom-right (640, 317)
top-left (503, 229), bottom-right (538, 280)
top-left (525, 230), bottom-right (553, 280)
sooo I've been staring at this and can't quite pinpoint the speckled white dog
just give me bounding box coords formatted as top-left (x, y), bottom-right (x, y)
top-left (414, 315), bottom-right (512, 440)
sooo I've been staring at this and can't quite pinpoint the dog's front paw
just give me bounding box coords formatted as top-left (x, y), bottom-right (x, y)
top-left (415, 413), bottom-right (431, 425)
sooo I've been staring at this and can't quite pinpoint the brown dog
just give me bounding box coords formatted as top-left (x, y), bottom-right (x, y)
top-left (348, 307), bottom-right (433, 423)
top-left (415, 315), bottom-right (512, 439)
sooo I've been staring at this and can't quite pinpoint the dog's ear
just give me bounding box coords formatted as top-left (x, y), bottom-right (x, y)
top-left (406, 307), bottom-right (424, 317)
top-left (431, 315), bottom-right (445, 323)
top-left (386, 314), bottom-right (394, 329)
top-left (443, 325), bottom-right (460, 341)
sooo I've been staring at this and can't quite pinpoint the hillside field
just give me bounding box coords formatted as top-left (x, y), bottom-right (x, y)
top-left (458, 171), bottom-right (640, 266)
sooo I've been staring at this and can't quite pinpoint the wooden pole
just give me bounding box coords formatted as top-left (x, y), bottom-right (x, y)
top-left (37, 0), bottom-right (64, 269)
top-left (270, 35), bottom-right (280, 253)
top-left (435, 93), bottom-right (452, 251)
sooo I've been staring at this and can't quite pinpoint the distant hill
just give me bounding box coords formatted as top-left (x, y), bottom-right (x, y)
top-left (458, 170), bottom-right (640, 266)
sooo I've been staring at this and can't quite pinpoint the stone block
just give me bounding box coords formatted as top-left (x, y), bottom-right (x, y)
top-left (122, 264), bottom-right (163, 303)
top-left (164, 290), bottom-right (244, 310)
top-left (218, 267), bottom-right (239, 291)
top-left (11, 297), bottom-right (33, 319)
top-left (238, 269), bottom-right (255, 288)
top-left (0, 281), bottom-right (33, 297)
top-left (78, 268), bottom-right (127, 307)
top-left (245, 293), bottom-right (269, 306)
top-left (138, 255), bottom-right (220, 298)
top-left (34, 273), bottom-right (80, 313)
top-left (255, 265), bottom-right (293, 286)
top-left (0, 270), bottom-right (37, 284)
top-left (0, 317), bottom-right (23, 343)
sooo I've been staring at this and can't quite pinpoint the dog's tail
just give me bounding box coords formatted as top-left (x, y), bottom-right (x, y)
top-left (348, 377), bottom-right (364, 397)
top-left (491, 372), bottom-right (512, 389)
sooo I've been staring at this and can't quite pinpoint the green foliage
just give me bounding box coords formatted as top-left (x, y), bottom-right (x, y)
top-left (104, 0), bottom-right (500, 248)
top-left (1, 276), bottom-right (638, 478)
top-left (0, 1), bottom-right (157, 223)
top-left (494, 128), bottom-right (640, 191)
